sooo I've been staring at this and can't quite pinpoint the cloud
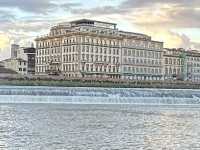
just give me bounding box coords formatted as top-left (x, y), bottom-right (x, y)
top-left (0, 33), bottom-right (10, 49)
top-left (0, 0), bottom-right (55, 14)
top-left (124, 3), bottom-right (200, 49)
top-left (0, 0), bottom-right (82, 14)
top-left (1, 0), bottom-right (200, 60)
top-left (71, 0), bottom-right (200, 49)
top-left (135, 27), bottom-right (192, 48)
top-left (120, 0), bottom-right (200, 8)
top-left (0, 33), bottom-right (10, 60)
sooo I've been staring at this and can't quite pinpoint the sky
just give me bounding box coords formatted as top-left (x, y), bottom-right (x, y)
top-left (0, 0), bottom-right (200, 60)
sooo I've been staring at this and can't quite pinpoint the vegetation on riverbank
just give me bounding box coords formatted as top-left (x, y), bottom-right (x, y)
top-left (0, 77), bottom-right (200, 89)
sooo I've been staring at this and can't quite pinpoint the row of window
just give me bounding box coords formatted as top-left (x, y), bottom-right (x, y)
top-left (37, 36), bottom-right (162, 51)
top-left (37, 36), bottom-right (120, 48)
top-left (187, 63), bottom-right (200, 67)
top-left (80, 46), bottom-right (119, 55)
top-left (38, 40), bottom-right (61, 48)
top-left (19, 68), bottom-right (26, 72)
top-left (63, 54), bottom-right (77, 62)
top-left (165, 68), bottom-right (183, 75)
top-left (123, 76), bottom-right (162, 80)
top-left (37, 46), bottom-right (120, 56)
top-left (81, 65), bottom-right (119, 73)
top-left (38, 48), bottom-right (163, 60)
top-left (188, 57), bottom-right (200, 61)
top-left (165, 58), bottom-right (184, 65)
top-left (37, 54), bottom-right (120, 64)
top-left (187, 69), bottom-right (200, 73)
top-left (37, 48), bottom-right (61, 56)
top-left (165, 58), bottom-right (200, 67)
top-left (36, 56), bottom-right (61, 64)
top-left (81, 55), bottom-right (119, 64)
top-left (63, 37), bottom-right (120, 46)
top-left (165, 67), bottom-right (200, 75)
top-left (124, 58), bottom-right (162, 66)
top-left (36, 64), bottom-right (120, 73)
top-left (62, 64), bottom-right (120, 73)
top-left (124, 49), bottom-right (162, 59)
top-left (63, 64), bottom-right (78, 72)
top-left (125, 40), bottom-right (162, 50)
top-left (123, 66), bottom-right (162, 74)
top-left (19, 61), bottom-right (26, 66)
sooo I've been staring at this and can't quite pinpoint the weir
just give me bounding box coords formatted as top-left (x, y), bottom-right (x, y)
top-left (0, 86), bottom-right (200, 104)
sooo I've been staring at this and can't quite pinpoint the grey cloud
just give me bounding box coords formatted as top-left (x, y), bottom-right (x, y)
top-left (192, 42), bottom-right (200, 50)
top-left (168, 8), bottom-right (200, 28)
top-left (0, 0), bottom-right (82, 14)
top-left (132, 7), bottom-right (200, 28)
top-left (120, 0), bottom-right (200, 9)
top-left (71, 0), bottom-right (200, 29)
top-left (0, 0), bottom-right (55, 14)
top-left (60, 2), bottom-right (82, 10)
top-left (0, 10), bottom-right (15, 22)
top-left (178, 34), bottom-right (200, 50)
top-left (71, 6), bottom-right (123, 15)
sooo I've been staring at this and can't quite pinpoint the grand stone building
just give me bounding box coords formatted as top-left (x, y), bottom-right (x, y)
top-left (186, 50), bottom-right (200, 82)
top-left (18, 47), bottom-right (36, 75)
top-left (121, 34), bottom-right (163, 80)
top-left (164, 48), bottom-right (185, 80)
top-left (35, 19), bottom-right (163, 80)
top-left (164, 48), bottom-right (200, 82)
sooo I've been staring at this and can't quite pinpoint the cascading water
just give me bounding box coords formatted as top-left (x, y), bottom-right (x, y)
top-left (0, 86), bottom-right (200, 105)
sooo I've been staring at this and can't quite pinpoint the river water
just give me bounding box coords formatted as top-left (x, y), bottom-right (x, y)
top-left (0, 86), bottom-right (200, 149)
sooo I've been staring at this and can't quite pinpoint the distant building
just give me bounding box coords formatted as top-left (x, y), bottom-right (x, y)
top-left (35, 19), bottom-right (164, 80)
top-left (164, 48), bottom-right (200, 82)
top-left (121, 36), bottom-right (163, 81)
top-left (186, 50), bottom-right (200, 82)
top-left (0, 62), bottom-right (18, 75)
top-left (2, 58), bottom-right (27, 75)
top-left (3, 45), bottom-right (36, 75)
top-left (18, 47), bottom-right (36, 75)
top-left (11, 44), bottom-right (19, 58)
top-left (163, 48), bottom-right (185, 80)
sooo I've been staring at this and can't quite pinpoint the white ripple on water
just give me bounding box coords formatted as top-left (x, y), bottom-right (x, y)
top-left (0, 86), bottom-right (200, 105)
top-left (0, 104), bottom-right (200, 149)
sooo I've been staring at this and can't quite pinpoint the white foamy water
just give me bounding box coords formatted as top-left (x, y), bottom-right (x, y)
top-left (0, 86), bottom-right (200, 105)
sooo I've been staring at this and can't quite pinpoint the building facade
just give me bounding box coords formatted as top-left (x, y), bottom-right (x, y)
top-left (11, 44), bottom-right (19, 58)
top-left (121, 36), bottom-right (163, 80)
top-left (186, 50), bottom-right (200, 82)
top-left (18, 47), bottom-right (36, 75)
top-left (35, 19), bottom-right (164, 80)
top-left (163, 48), bottom-right (185, 80)
top-left (164, 48), bottom-right (200, 82)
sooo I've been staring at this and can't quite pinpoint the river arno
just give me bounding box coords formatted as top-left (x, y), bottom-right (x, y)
top-left (0, 104), bottom-right (200, 150)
